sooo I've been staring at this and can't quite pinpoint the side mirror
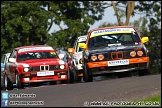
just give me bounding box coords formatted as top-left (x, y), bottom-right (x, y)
top-left (68, 48), bottom-right (75, 54)
top-left (9, 58), bottom-right (16, 62)
top-left (78, 43), bottom-right (86, 49)
top-left (141, 37), bottom-right (149, 44)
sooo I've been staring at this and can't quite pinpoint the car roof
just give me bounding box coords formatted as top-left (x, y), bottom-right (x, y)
top-left (77, 35), bottom-right (87, 42)
top-left (77, 35), bottom-right (87, 38)
top-left (15, 45), bottom-right (53, 50)
top-left (89, 26), bottom-right (136, 32)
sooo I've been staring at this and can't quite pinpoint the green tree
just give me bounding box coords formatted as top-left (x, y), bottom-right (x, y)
top-left (1, 1), bottom-right (50, 55)
top-left (98, 22), bottom-right (118, 28)
top-left (134, 1), bottom-right (161, 74)
top-left (1, 1), bottom-right (106, 55)
top-left (44, 1), bottom-right (106, 49)
top-left (111, 1), bottom-right (135, 26)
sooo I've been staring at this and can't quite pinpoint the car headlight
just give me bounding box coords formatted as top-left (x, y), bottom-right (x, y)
top-left (60, 65), bottom-right (65, 69)
top-left (91, 55), bottom-right (97, 61)
top-left (98, 54), bottom-right (104, 60)
top-left (137, 51), bottom-right (143, 56)
top-left (130, 51), bottom-right (136, 57)
top-left (24, 67), bottom-right (29, 72)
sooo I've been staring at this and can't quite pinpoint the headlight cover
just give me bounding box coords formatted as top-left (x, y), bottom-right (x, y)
top-left (130, 51), bottom-right (136, 57)
top-left (24, 67), bottom-right (29, 72)
top-left (60, 65), bottom-right (65, 69)
top-left (91, 55), bottom-right (97, 61)
top-left (98, 54), bottom-right (104, 60)
top-left (137, 51), bottom-right (143, 56)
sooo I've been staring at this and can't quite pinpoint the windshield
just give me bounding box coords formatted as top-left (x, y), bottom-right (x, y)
top-left (17, 51), bottom-right (59, 62)
top-left (88, 32), bottom-right (141, 48)
top-left (77, 41), bottom-right (86, 52)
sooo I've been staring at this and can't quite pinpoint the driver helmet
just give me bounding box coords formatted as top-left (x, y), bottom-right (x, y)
top-left (35, 53), bottom-right (41, 58)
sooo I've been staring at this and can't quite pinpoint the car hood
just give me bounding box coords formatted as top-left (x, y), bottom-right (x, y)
top-left (17, 59), bottom-right (65, 67)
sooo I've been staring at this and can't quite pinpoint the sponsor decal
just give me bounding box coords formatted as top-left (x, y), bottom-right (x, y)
top-left (90, 28), bottom-right (135, 38)
top-left (108, 59), bottom-right (129, 66)
top-left (18, 47), bottom-right (54, 53)
top-left (78, 37), bottom-right (87, 42)
top-left (37, 71), bottom-right (54, 76)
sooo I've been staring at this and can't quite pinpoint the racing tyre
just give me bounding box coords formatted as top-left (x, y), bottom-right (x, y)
top-left (16, 72), bottom-right (24, 89)
top-left (76, 70), bottom-right (83, 82)
top-left (1, 74), bottom-right (5, 90)
top-left (83, 63), bottom-right (93, 82)
top-left (70, 68), bottom-right (78, 83)
top-left (77, 76), bottom-right (82, 82)
top-left (4, 74), bottom-right (13, 90)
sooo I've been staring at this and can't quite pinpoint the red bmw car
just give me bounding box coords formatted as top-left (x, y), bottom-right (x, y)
top-left (4, 45), bottom-right (70, 90)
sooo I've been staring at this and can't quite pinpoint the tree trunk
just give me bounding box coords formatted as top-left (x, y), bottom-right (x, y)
top-left (125, 1), bottom-right (135, 26)
top-left (111, 1), bottom-right (123, 26)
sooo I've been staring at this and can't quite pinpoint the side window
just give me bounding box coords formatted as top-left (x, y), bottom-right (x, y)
top-left (132, 32), bottom-right (141, 42)
top-left (73, 39), bottom-right (78, 53)
top-left (10, 50), bottom-right (17, 58)
top-left (5, 54), bottom-right (10, 63)
top-left (118, 34), bottom-right (133, 42)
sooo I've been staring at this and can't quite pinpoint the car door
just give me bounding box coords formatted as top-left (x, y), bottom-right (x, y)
top-left (7, 50), bottom-right (17, 83)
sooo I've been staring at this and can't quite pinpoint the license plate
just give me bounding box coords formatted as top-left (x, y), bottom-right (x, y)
top-left (61, 75), bottom-right (66, 78)
top-left (108, 59), bottom-right (129, 66)
top-left (37, 71), bottom-right (54, 76)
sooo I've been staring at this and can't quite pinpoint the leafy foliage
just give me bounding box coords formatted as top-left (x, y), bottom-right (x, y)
top-left (1, 1), bottom-right (105, 55)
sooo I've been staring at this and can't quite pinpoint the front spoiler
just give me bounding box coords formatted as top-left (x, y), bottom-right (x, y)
top-left (90, 67), bottom-right (146, 75)
top-left (20, 75), bottom-right (68, 83)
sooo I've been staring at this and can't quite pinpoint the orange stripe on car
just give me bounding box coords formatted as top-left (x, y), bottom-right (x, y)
top-left (87, 57), bottom-right (149, 68)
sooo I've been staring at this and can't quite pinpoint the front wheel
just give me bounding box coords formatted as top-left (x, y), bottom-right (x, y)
top-left (83, 63), bottom-right (93, 82)
top-left (1, 74), bottom-right (5, 90)
top-left (69, 67), bottom-right (78, 83)
top-left (4, 74), bottom-right (13, 90)
top-left (16, 72), bottom-right (24, 89)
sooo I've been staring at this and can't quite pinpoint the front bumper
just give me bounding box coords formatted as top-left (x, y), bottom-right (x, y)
top-left (75, 64), bottom-right (83, 70)
top-left (87, 57), bottom-right (149, 75)
top-left (20, 71), bottom-right (68, 83)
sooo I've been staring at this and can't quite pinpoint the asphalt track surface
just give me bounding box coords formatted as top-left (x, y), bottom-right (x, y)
top-left (1, 74), bottom-right (161, 107)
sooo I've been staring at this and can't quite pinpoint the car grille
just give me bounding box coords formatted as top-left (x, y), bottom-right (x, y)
top-left (102, 51), bottom-right (129, 60)
top-left (29, 65), bottom-right (60, 72)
